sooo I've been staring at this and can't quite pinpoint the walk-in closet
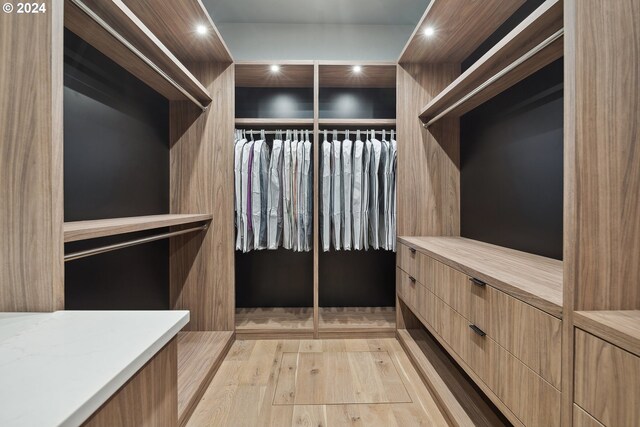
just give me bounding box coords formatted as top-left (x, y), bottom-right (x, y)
top-left (1, 0), bottom-right (638, 426)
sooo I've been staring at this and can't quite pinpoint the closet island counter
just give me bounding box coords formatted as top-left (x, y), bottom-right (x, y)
top-left (398, 236), bottom-right (563, 317)
top-left (0, 310), bottom-right (189, 427)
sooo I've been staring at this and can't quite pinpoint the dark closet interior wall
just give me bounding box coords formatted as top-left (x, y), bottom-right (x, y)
top-left (236, 87), bottom-right (314, 118)
top-left (63, 29), bottom-right (170, 309)
top-left (319, 88), bottom-right (396, 119)
top-left (460, 4), bottom-right (564, 260)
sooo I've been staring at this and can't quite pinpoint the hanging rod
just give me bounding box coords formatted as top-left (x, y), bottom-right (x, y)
top-left (64, 224), bottom-right (209, 262)
top-left (68, 0), bottom-right (209, 112)
top-left (236, 129), bottom-right (394, 135)
top-left (423, 28), bottom-right (564, 128)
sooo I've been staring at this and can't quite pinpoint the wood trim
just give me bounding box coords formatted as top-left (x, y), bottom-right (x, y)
top-left (170, 62), bottom-right (235, 331)
top-left (419, 0), bottom-right (564, 123)
top-left (317, 307), bottom-right (396, 335)
top-left (313, 61), bottom-right (320, 338)
top-left (82, 338), bottom-right (177, 427)
top-left (177, 331), bottom-right (234, 427)
top-left (0, 0), bottom-right (64, 312)
top-left (64, 0), bottom-right (211, 105)
top-left (398, 0), bottom-right (525, 63)
top-left (64, 214), bottom-right (212, 242)
top-left (574, 311), bottom-right (640, 357)
top-left (234, 118), bottom-right (314, 127)
top-left (317, 118), bottom-right (396, 127)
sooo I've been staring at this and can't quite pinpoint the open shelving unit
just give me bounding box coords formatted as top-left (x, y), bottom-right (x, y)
top-left (235, 118), bottom-right (315, 127)
top-left (419, 0), bottom-right (563, 126)
top-left (64, 214), bottom-right (212, 242)
top-left (64, 0), bottom-right (217, 109)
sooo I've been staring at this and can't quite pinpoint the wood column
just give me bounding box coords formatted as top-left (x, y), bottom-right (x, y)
top-left (169, 62), bottom-right (235, 331)
top-left (0, 0), bottom-right (64, 311)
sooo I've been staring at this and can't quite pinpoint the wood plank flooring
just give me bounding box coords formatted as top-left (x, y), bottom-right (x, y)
top-left (187, 338), bottom-right (449, 426)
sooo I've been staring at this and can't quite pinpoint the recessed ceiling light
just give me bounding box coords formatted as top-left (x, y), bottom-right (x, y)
top-left (270, 64), bottom-right (281, 73)
top-left (196, 25), bottom-right (208, 35)
top-left (423, 27), bottom-right (435, 37)
top-left (353, 65), bottom-right (363, 73)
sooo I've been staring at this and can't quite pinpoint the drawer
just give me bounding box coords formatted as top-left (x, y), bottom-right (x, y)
top-left (432, 262), bottom-right (485, 327)
top-left (397, 243), bottom-right (436, 292)
top-left (486, 285), bottom-right (562, 389)
top-left (574, 329), bottom-right (640, 427)
top-left (436, 296), bottom-right (561, 427)
top-left (396, 268), bottom-right (437, 328)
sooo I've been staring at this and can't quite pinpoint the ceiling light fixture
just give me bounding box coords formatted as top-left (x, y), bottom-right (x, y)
top-left (353, 65), bottom-right (363, 73)
top-left (196, 25), bottom-right (208, 35)
top-left (423, 26), bottom-right (435, 37)
top-left (270, 64), bottom-right (281, 73)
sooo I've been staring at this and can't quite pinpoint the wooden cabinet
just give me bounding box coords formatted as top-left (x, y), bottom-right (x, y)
top-left (574, 329), bottom-right (640, 427)
top-left (397, 241), bottom-right (562, 426)
top-left (573, 405), bottom-right (605, 427)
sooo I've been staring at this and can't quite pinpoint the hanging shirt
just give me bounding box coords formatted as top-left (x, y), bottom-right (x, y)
top-left (241, 140), bottom-right (255, 252)
top-left (352, 137), bottom-right (364, 250)
top-left (369, 137), bottom-right (382, 249)
top-left (321, 137), bottom-right (332, 252)
top-left (267, 138), bottom-right (283, 249)
top-left (282, 139), bottom-right (292, 250)
top-left (362, 138), bottom-right (372, 251)
top-left (331, 139), bottom-right (342, 250)
top-left (252, 140), bottom-right (270, 250)
top-left (234, 137), bottom-right (247, 251)
top-left (378, 139), bottom-right (390, 250)
top-left (342, 137), bottom-right (353, 250)
top-left (296, 139), bottom-right (306, 251)
top-left (290, 139), bottom-right (299, 251)
top-left (302, 139), bottom-right (313, 251)
top-left (389, 137), bottom-right (398, 251)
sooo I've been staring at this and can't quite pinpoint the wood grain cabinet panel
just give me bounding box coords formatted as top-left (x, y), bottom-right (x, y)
top-left (574, 329), bottom-right (640, 427)
top-left (396, 268), bottom-right (436, 328)
top-left (573, 405), bottom-right (605, 427)
top-left (486, 286), bottom-right (562, 389)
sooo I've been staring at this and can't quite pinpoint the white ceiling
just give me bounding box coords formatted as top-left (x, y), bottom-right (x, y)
top-left (202, 0), bottom-right (429, 26)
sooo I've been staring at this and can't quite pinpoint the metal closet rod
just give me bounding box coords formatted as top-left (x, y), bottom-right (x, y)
top-left (69, 0), bottom-right (209, 112)
top-left (237, 129), bottom-right (395, 135)
top-left (64, 224), bottom-right (209, 262)
top-left (423, 28), bottom-right (564, 128)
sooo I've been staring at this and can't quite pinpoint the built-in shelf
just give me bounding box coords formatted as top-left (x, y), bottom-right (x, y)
top-left (235, 62), bottom-right (315, 88)
top-left (398, 236), bottom-right (563, 317)
top-left (419, 0), bottom-right (563, 125)
top-left (574, 311), bottom-right (640, 357)
top-left (64, 214), bottom-right (212, 242)
top-left (177, 331), bottom-right (234, 427)
top-left (398, 0), bottom-right (525, 63)
top-left (64, 0), bottom-right (212, 107)
top-left (318, 118), bottom-right (397, 127)
top-left (235, 118), bottom-right (314, 127)
top-left (319, 63), bottom-right (396, 88)
top-left (318, 307), bottom-right (395, 337)
top-left (235, 308), bottom-right (314, 338)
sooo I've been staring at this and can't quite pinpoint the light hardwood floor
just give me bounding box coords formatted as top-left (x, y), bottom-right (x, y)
top-left (187, 338), bottom-right (449, 426)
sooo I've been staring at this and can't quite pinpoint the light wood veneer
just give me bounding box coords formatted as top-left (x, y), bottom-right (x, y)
top-left (574, 329), bottom-right (640, 427)
top-left (398, 0), bottom-right (525, 63)
top-left (319, 63), bottom-right (396, 88)
top-left (573, 405), bottom-right (604, 427)
top-left (64, 214), bottom-right (212, 242)
top-left (235, 62), bottom-right (315, 88)
top-left (574, 311), bottom-right (640, 357)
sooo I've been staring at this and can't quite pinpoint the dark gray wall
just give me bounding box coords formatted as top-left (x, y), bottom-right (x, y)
top-left (63, 29), bottom-right (170, 309)
top-left (460, 59), bottom-right (563, 260)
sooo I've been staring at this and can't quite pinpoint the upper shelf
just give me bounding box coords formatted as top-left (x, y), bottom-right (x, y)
top-left (235, 62), bottom-right (315, 88)
top-left (419, 0), bottom-right (563, 125)
top-left (319, 63), bottom-right (396, 88)
top-left (64, 214), bottom-right (212, 242)
top-left (398, 236), bottom-right (563, 317)
top-left (122, 0), bottom-right (233, 63)
top-left (398, 0), bottom-right (525, 63)
top-left (318, 119), bottom-right (397, 127)
top-left (235, 118), bottom-right (314, 127)
top-left (64, 0), bottom-right (212, 107)
top-left (574, 311), bottom-right (640, 357)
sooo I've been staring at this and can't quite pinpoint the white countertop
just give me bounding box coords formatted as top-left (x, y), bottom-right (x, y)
top-left (0, 310), bottom-right (189, 427)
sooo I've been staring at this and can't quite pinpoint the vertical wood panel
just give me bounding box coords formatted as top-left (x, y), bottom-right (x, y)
top-left (313, 62), bottom-right (320, 338)
top-left (396, 63), bottom-right (460, 238)
top-left (170, 62), bottom-right (235, 331)
top-left (83, 339), bottom-right (178, 427)
top-left (0, 0), bottom-right (64, 311)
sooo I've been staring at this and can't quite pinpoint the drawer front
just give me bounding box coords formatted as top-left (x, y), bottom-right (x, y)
top-left (486, 286), bottom-right (562, 389)
top-left (436, 295), bottom-right (560, 427)
top-left (573, 405), bottom-right (604, 427)
top-left (397, 243), bottom-right (419, 280)
top-left (432, 259), bottom-right (480, 322)
top-left (574, 329), bottom-right (640, 427)
top-left (396, 268), bottom-right (437, 328)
